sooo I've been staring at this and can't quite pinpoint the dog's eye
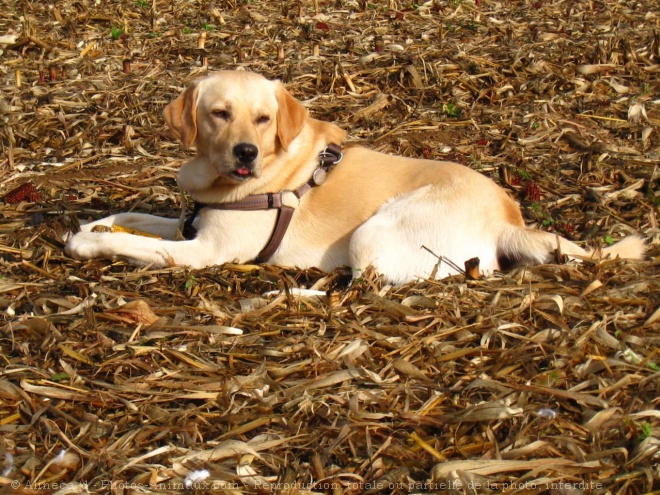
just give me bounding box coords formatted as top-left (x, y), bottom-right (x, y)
top-left (211, 109), bottom-right (230, 120)
top-left (256, 115), bottom-right (271, 125)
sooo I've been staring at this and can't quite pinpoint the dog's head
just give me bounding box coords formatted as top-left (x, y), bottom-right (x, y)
top-left (164, 71), bottom-right (307, 184)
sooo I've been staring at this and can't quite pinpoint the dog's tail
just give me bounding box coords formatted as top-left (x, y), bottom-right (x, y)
top-left (496, 226), bottom-right (646, 271)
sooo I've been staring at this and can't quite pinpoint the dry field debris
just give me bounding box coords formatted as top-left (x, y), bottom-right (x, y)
top-left (1, 0), bottom-right (659, 494)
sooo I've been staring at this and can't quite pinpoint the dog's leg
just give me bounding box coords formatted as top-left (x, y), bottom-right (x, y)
top-left (65, 231), bottom-right (211, 268)
top-left (79, 213), bottom-right (181, 240)
top-left (67, 208), bottom-right (275, 268)
top-left (349, 186), bottom-right (502, 284)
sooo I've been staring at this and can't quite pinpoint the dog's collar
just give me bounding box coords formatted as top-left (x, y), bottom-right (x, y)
top-left (182, 144), bottom-right (343, 263)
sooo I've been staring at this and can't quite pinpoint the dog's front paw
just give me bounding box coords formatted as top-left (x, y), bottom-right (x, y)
top-left (65, 231), bottom-right (112, 261)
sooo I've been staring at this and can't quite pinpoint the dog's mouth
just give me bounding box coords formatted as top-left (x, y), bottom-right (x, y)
top-left (230, 166), bottom-right (254, 181)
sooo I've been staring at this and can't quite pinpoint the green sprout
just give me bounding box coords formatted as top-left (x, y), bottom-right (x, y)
top-left (638, 422), bottom-right (652, 441)
top-left (111, 25), bottom-right (125, 40)
top-left (443, 103), bottom-right (461, 118)
top-left (51, 372), bottom-right (70, 382)
top-left (185, 275), bottom-right (197, 290)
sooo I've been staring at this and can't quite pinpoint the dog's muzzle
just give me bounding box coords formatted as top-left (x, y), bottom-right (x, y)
top-left (231, 143), bottom-right (259, 179)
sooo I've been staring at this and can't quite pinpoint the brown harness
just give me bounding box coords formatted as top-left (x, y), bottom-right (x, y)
top-left (182, 144), bottom-right (343, 263)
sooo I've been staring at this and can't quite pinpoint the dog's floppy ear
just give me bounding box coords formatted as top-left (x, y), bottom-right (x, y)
top-left (276, 84), bottom-right (308, 152)
top-left (163, 82), bottom-right (200, 149)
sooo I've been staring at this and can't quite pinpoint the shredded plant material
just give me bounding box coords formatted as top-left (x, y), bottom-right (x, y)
top-left (0, 0), bottom-right (659, 494)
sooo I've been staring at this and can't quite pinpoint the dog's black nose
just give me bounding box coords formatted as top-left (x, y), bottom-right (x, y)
top-left (233, 143), bottom-right (259, 164)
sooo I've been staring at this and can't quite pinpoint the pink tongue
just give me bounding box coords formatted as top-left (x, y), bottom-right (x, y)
top-left (236, 168), bottom-right (251, 176)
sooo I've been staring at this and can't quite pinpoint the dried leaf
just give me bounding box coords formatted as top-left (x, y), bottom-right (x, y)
top-left (105, 300), bottom-right (159, 325)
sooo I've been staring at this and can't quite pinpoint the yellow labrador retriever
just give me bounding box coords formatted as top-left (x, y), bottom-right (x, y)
top-left (66, 70), bottom-right (645, 283)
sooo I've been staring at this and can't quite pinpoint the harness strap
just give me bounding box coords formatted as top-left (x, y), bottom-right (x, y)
top-left (256, 205), bottom-right (295, 263)
top-left (182, 144), bottom-right (343, 263)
